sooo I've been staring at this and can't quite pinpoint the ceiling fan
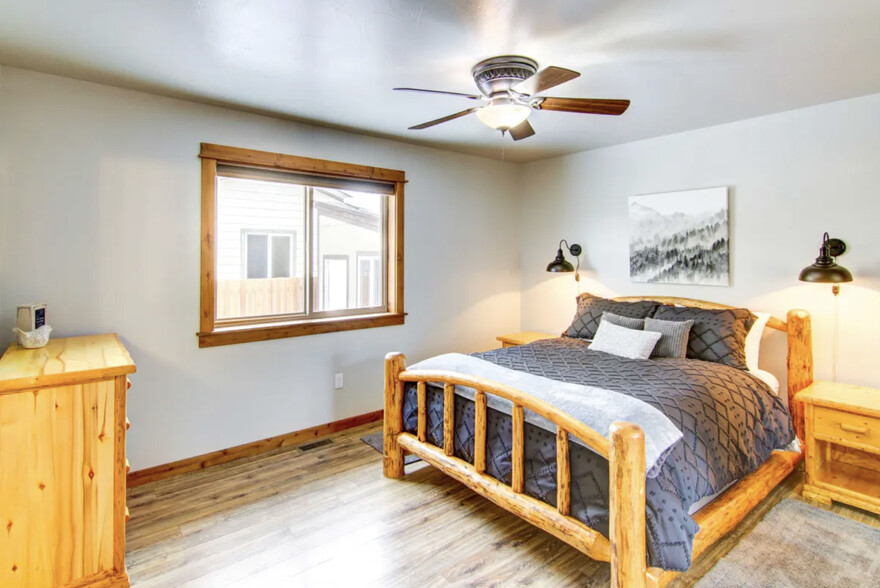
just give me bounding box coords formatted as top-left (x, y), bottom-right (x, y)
top-left (394, 55), bottom-right (630, 141)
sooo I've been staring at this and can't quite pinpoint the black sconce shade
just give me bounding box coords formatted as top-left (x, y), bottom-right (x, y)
top-left (798, 233), bottom-right (853, 284)
top-left (547, 240), bottom-right (582, 274)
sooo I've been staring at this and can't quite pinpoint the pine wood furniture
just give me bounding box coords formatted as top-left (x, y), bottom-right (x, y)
top-left (384, 297), bottom-right (813, 588)
top-left (798, 381), bottom-right (880, 515)
top-left (496, 331), bottom-right (556, 348)
top-left (0, 334), bottom-right (136, 587)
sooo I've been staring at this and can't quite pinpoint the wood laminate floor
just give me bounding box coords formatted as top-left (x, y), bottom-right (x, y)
top-left (126, 423), bottom-right (880, 587)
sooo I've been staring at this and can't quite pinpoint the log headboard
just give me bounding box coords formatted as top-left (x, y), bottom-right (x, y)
top-left (610, 295), bottom-right (813, 443)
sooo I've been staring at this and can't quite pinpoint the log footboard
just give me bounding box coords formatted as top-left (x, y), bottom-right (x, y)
top-left (383, 352), bottom-right (647, 587)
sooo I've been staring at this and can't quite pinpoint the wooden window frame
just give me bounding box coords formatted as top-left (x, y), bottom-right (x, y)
top-left (198, 143), bottom-right (405, 348)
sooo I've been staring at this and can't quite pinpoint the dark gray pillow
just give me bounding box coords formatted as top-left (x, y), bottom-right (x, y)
top-left (566, 294), bottom-right (658, 340)
top-left (644, 317), bottom-right (694, 359)
top-left (601, 311), bottom-right (646, 330)
top-left (651, 305), bottom-right (752, 369)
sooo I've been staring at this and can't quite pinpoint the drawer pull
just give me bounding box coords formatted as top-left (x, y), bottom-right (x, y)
top-left (125, 506), bottom-right (130, 523)
top-left (839, 423), bottom-right (869, 435)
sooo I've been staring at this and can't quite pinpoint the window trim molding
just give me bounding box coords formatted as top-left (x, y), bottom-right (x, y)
top-left (198, 143), bottom-right (405, 348)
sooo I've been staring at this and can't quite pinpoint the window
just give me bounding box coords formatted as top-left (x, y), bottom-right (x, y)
top-left (242, 231), bottom-right (295, 279)
top-left (199, 143), bottom-right (405, 347)
top-left (321, 255), bottom-right (349, 311)
top-left (357, 253), bottom-right (381, 308)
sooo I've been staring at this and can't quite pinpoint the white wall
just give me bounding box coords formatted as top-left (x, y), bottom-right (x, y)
top-left (520, 93), bottom-right (880, 393)
top-left (0, 66), bottom-right (523, 470)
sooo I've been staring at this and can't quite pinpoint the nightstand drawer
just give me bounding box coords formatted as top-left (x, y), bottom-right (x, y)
top-left (814, 407), bottom-right (880, 452)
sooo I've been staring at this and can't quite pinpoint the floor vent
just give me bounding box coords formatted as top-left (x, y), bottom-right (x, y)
top-left (297, 439), bottom-right (333, 452)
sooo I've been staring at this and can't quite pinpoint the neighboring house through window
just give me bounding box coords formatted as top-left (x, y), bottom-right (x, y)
top-left (357, 253), bottom-right (382, 308)
top-left (242, 231), bottom-right (295, 279)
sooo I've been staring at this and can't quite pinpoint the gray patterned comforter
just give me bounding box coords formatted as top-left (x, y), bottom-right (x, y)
top-left (402, 338), bottom-right (795, 571)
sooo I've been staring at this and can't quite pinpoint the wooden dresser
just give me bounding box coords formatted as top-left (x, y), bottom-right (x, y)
top-left (0, 334), bottom-right (136, 587)
top-left (797, 380), bottom-right (880, 515)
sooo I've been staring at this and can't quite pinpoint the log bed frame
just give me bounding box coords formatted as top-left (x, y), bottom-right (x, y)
top-left (383, 297), bottom-right (813, 588)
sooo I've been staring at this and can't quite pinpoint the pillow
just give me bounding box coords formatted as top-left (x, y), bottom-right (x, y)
top-left (589, 321), bottom-right (662, 360)
top-left (651, 305), bottom-right (752, 370)
top-left (644, 317), bottom-right (694, 359)
top-left (750, 368), bottom-right (780, 395)
top-left (566, 294), bottom-right (658, 340)
top-left (745, 312), bottom-right (771, 372)
top-left (601, 311), bottom-right (646, 330)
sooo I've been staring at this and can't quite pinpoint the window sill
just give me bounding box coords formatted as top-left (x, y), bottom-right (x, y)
top-left (197, 312), bottom-right (406, 348)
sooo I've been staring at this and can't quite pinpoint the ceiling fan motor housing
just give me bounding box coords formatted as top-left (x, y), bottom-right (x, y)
top-left (472, 55), bottom-right (538, 97)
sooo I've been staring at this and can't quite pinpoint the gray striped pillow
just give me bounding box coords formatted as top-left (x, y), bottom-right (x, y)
top-left (601, 311), bottom-right (646, 330)
top-left (644, 317), bottom-right (694, 359)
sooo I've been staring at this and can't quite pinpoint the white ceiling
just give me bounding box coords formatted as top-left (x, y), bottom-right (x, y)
top-left (1, 0), bottom-right (879, 162)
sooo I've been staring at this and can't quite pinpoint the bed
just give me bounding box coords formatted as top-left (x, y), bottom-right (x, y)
top-left (383, 296), bottom-right (813, 588)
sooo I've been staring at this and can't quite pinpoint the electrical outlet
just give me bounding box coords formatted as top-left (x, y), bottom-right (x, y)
top-left (334, 373), bottom-right (344, 389)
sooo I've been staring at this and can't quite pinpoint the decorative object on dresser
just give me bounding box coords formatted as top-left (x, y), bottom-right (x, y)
top-left (496, 331), bottom-right (556, 348)
top-left (14, 303), bottom-right (51, 348)
top-left (798, 232), bottom-right (853, 382)
top-left (546, 239), bottom-right (582, 281)
top-left (384, 296), bottom-right (813, 588)
top-left (629, 187), bottom-right (729, 285)
top-left (0, 334), bottom-right (136, 587)
top-left (797, 381), bottom-right (880, 515)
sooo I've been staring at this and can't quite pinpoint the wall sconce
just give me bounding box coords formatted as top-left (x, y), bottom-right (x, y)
top-left (547, 240), bottom-right (582, 281)
top-left (798, 232), bottom-right (853, 382)
top-left (798, 232), bottom-right (853, 295)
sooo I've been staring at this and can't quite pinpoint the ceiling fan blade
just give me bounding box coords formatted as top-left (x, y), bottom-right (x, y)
top-left (408, 107), bottom-right (481, 130)
top-left (536, 97), bottom-right (630, 115)
top-left (509, 120), bottom-right (536, 141)
top-left (394, 87), bottom-right (482, 100)
top-left (511, 66), bottom-right (580, 96)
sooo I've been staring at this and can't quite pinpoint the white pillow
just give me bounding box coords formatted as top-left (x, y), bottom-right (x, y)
top-left (750, 368), bottom-right (780, 395)
top-left (589, 321), bottom-right (662, 360)
top-left (745, 312), bottom-right (771, 372)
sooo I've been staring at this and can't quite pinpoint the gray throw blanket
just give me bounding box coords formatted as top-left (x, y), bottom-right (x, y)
top-left (409, 353), bottom-right (682, 477)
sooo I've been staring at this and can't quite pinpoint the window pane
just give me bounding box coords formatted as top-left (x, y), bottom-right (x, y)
top-left (246, 234), bottom-right (268, 279)
top-left (357, 254), bottom-right (381, 307)
top-left (313, 188), bottom-right (386, 312)
top-left (322, 257), bottom-right (348, 310)
top-left (216, 176), bottom-right (305, 319)
top-left (271, 235), bottom-right (292, 278)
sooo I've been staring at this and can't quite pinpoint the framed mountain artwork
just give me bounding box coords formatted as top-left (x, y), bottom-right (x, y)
top-left (629, 186), bottom-right (729, 286)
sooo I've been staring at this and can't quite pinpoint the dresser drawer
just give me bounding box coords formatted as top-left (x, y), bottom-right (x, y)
top-left (814, 406), bottom-right (880, 452)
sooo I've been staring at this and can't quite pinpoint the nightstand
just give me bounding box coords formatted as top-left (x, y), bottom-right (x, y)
top-left (496, 331), bottom-right (556, 348)
top-left (797, 381), bottom-right (880, 515)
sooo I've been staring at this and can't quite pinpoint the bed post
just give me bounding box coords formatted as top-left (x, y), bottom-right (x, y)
top-left (609, 421), bottom-right (647, 588)
top-left (384, 352), bottom-right (407, 479)
top-left (786, 309), bottom-right (813, 445)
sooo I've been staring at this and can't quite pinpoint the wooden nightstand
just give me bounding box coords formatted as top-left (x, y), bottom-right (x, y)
top-left (496, 331), bottom-right (556, 348)
top-left (797, 381), bottom-right (880, 515)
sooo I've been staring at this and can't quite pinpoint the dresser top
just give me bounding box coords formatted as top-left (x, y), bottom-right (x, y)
top-left (0, 334), bottom-right (136, 394)
top-left (796, 380), bottom-right (880, 418)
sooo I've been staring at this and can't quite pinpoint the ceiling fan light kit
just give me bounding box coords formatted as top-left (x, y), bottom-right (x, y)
top-left (394, 55), bottom-right (631, 141)
top-left (475, 102), bottom-right (532, 130)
